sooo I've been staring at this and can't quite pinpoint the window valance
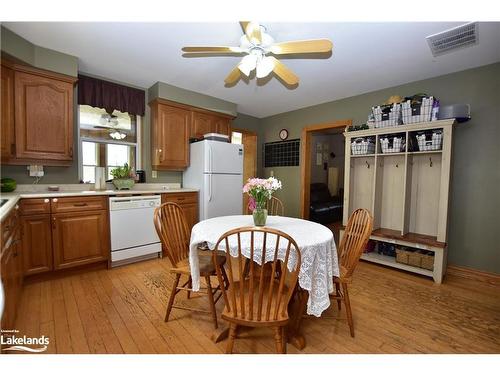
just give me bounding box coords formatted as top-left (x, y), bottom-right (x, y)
top-left (78, 74), bottom-right (145, 116)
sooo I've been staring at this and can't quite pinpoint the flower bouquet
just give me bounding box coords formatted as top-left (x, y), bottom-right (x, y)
top-left (243, 177), bottom-right (282, 226)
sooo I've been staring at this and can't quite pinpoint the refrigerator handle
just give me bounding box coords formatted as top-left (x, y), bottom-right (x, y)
top-left (208, 143), bottom-right (213, 173)
top-left (208, 174), bottom-right (212, 202)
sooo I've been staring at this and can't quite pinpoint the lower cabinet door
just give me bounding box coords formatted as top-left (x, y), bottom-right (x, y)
top-left (22, 214), bottom-right (53, 275)
top-left (182, 203), bottom-right (199, 232)
top-left (52, 210), bottom-right (109, 270)
top-left (1, 247), bottom-right (14, 329)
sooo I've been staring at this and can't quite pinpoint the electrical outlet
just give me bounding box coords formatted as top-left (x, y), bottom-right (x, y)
top-left (28, 165), bottom-right (44, 177)
top-left (152, 170), bottom-right (158, 179)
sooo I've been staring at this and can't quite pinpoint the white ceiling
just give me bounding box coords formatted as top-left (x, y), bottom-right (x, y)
top-left (4, 22), bottom-right (500, 118)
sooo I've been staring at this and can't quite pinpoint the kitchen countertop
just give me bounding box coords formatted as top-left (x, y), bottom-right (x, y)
top-left (0, 184), bottom-right (198, 221)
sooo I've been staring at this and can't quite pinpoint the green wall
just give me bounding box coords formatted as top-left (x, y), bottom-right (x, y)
top-left (1, 25), bottom-right (78, 76)
top-left (258, 62), bottom-right (500, 274)
top-left (149, 82), bottom-right (237, 116)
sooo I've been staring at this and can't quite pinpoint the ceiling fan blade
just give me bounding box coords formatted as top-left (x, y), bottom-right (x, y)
top-left (240, 21), bottom-right (250, 34)
top-left (270, 39), bottom-right (333, 54)
top-left (269, 57), bottom-right (299, 85)
top-left (224, 66), bottom-right (241, 85)
top-left (182, 46), bottom-right (243, 53)
top-left (243, 21), bottom-right (262, 45)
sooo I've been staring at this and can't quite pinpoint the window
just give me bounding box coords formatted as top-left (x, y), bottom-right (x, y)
top-left (79, 105), bottom-right (140, 183)
top-left (231, 131), bottom-right (243, 145)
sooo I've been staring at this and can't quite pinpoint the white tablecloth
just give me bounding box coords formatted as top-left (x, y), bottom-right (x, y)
top-left (189, 215), bottom-right (339, 317)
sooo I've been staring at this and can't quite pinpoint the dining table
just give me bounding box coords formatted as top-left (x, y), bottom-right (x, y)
top-left (189, 214), bottom-right (340, 349)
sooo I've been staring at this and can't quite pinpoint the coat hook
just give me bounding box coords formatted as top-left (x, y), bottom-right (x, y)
top-left (429, 157), bottom-right (433, 167)
top-left (366, 160), bottom-right (370, 169)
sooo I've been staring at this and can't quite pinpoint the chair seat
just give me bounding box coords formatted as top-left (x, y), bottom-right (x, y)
top-left (170, 253), bottom-right (226, 276)
top-left (221, 280), bottom-right (290, 327)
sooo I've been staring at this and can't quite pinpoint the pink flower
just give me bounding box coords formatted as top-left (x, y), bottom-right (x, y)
top-left (248, 197), bottom-right (256, 211)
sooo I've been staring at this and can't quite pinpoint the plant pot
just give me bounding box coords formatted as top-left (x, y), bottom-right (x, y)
top-left (252, 208), bottom-right (268, 226)
top-left (112, 178), bottom-right (135, 190)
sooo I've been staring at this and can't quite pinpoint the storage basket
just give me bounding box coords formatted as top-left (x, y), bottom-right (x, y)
top-left (415, 130), bottom-right (443, 151)
top-left (372, 103), bottom-right (402, 128)
top-left (401, 96), bottom-right (434, 124)
top-left (396, 247), bottom-right (434, 271)
top-left (351, 137), bottom-right (375, 155)
top-left (380, 135), bottom-right (405, 153)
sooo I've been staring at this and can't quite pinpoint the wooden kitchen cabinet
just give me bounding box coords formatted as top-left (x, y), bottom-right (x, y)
top-left (150, 100), bottom-right (190, 170)
top-left (191, 111), bottom-right (232, 138)
top-left (1, 60), bottom-right (77, 165)
top-left (1, 64), bottom-right (14, 160)
top-left (149, 98), bottom-right (233, 170)
top-left (19, 196), bottom-right (110, 275)
top-left (162, 192), bottom-right (199, 231)
top-left (52, 210), bottom-right (109, 270)
top-left (22, 214), bottom-right (53, 275)
top-left (191, 111), bottom-right (215, 138)
top-left (1, 208), bottom-right (23, 330)
top-left (14, 70), bottom-right (75, 162)
top-left (214, 116), bottom-right (231, 136)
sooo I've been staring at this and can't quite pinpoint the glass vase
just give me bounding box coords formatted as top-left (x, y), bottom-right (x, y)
top-left (252, 208), bottom-right (268, 226)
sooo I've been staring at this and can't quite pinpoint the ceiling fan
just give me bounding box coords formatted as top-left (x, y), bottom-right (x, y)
top-left (92, 113), bottom-right (126, 140)
top-left (182, 21), bottom-right (333, 86)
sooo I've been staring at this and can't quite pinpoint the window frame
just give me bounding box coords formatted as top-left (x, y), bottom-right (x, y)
top-left (77, 106), bottom-right (142, 183)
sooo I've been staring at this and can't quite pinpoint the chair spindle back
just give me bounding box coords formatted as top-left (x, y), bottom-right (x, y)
top-left (153, 202), bottom-right (190, 267)
top-left (246, 196), bottom-right (285, 216)
top-left (338, 208), bottom-right (373, 278)
top-left (213, 226), bottom-right (300, 322)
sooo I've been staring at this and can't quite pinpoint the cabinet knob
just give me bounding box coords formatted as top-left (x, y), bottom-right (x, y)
top-left (52, 198), bottom-right (58, 203)
top-left (44, 199), bottom-right (50, 203)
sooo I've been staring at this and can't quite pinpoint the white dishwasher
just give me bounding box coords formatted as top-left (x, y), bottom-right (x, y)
top-left (109, 195), bottom-right (162, 266)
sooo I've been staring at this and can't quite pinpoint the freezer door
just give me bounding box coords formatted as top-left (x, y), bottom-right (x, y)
top-left (203, 173), bottom-right (243, 219)
top-left (204, 141), bottom-right (244, 174)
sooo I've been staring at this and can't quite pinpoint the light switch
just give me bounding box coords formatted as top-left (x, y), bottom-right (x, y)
top-left (152, 170), bottom-right (158, 179)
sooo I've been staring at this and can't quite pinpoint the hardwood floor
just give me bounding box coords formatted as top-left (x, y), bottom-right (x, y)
top-left (12, 257), bottom-right (500, 354)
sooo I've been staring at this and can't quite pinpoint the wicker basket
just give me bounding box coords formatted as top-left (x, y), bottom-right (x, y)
top-left (351, 137), bottom-right (375, 155)
top-left (395, 247), bottom-right (434, 271)
top-left (372, 103), bottom-right (402, 128)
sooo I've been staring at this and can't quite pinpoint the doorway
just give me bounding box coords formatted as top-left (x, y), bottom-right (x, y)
top-left (231, 128), bottom-right (257, 214)
top-left (300, 120), bottom-right (352, 234)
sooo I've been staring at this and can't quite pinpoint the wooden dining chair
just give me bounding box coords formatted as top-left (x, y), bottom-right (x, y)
top-left (247, 196), bottom-right (285, 216)
top-left (212, 226), bottom-right (301, 354)
top-left (330, 208), bottom-right (373, 337)
top-left (153, 202), bottom-right (228, 329)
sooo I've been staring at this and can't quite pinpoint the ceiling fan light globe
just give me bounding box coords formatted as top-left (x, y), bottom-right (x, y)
top-left (256, 56), bottom-right (275, 78)
top-left (238, 54), bottom-right (258, 76)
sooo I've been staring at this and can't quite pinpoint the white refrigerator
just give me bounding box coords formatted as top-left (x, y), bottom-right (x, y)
top-left (183, 140), bottom-right (244, 220)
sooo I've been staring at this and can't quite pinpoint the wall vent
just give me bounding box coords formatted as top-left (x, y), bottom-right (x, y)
top-left (426, 22), bottom-right (478, 57)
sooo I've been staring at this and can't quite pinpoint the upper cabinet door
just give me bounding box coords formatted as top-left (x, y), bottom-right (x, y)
top-left (152, 103), bottom-right (190, 170)
top-left (14, 71), bottom-right (74, 162)
top-left (214, 116), bottom-right (231, 136)
top-left (191, 111), bottom-right (215, 139)
top-left (1, 65), bottom-right (14, 160)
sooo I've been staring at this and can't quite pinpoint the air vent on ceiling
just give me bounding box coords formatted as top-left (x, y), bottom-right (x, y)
top-left (426, 22), bottom-right (478, 57)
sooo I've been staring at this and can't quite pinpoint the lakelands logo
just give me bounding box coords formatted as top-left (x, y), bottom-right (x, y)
top-left (1, 329), bottom-right (49, 353)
